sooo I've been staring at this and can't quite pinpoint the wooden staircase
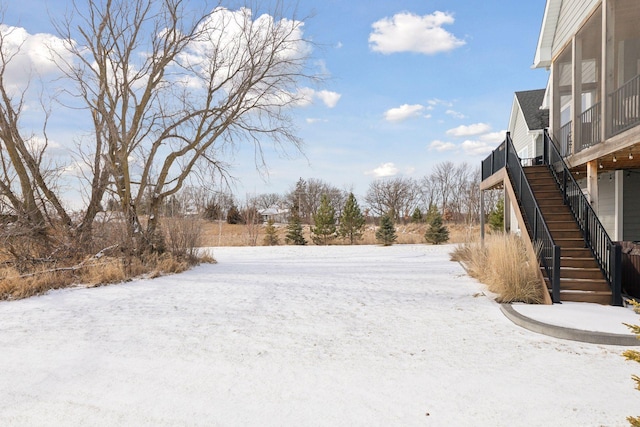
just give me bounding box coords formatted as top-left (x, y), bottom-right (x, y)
top-left (523, 165), bottom-right (612, 304)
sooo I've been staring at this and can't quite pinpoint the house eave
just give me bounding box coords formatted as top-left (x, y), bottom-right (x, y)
top-left (533, 0), bottom-right (562, 69)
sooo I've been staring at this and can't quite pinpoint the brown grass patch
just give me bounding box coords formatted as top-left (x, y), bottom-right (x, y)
top-left (200, 221), bottom-right (477, 246)
top-left (451, 233), bottom-right (545, 304)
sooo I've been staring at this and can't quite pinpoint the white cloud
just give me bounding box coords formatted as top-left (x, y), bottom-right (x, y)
top-left (335, 42), bottom-right (343, 49)
top-left (366, 162), bottom-right (399, 178)
top-left (0, 25), bottom-right (72, 89)
top-left (316, 90), bottom-right (341, 108)
top-left (479, 131), bottom-right (507, 143)
top-left (427, 98), bottom-right (453, 107)
top-left (429, 140), bottom-right (456, 152)
top-left (305, 118), bottom-right (328, 124)
top-left (461, 140), bottom-right (494, 156)
top-left (445, 109), bottom-right (465, 119)
top-left (384, 104), bottom-right (425, 122)
top-left (369, 11), bottom-right (465, 55)
top-left (446, 123), bottom-right (492, 137)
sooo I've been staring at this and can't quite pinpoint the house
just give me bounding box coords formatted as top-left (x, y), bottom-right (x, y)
top-left (259, 206), bottom-right (289, 224)
top-left (508, 89), bottom-right (549, 164)
top-left (481, 0), bottom-right (640, 305)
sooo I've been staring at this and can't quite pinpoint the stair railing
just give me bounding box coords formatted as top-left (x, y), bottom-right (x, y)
top-left (543, 129), bottom-right (622, 306)
top-left (503, 133), bottom-right (562, 303)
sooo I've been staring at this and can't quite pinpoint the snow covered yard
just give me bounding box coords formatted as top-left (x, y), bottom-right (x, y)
top-left (0, 244), bottom-right (638, 426)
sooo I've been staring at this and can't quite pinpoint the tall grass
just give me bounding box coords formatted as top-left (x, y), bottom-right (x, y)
top-left (451, 233), bottom-right (545, 304)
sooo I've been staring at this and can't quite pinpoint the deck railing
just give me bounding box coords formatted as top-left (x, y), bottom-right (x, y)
top-left (578, 102), bottom-right (601, 151)
top-left (481, 141), bottom-right (505, 181)
top-left (611, 74), bottom-right (640, 136)
top-left (558, 121), bottom-right (572, 157)
top-left (543, 129), bottom-right (622, 305)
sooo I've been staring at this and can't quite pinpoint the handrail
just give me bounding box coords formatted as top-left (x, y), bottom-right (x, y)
top-left (543, 129), bottom-right (622, 306)
top-left (504, 133), bottom-right (562, 303)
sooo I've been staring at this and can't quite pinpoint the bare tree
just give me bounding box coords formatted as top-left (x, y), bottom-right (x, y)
top-left (255, 193), bottom-right (284, 210)
top-left (432, 161), bottom-right (455, 217)
top-left (0, 20), bottom-right (74, 258)
top-left (364, 177), bottom-right (420, 223)
top-left (55, 0), bottom-right (316, 254)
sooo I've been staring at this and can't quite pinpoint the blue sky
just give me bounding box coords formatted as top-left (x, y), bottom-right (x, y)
top-left (4, 0), bottom-right (549, 203)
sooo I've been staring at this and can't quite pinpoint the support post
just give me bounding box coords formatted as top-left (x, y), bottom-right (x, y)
top-left (612, 243), bottom-right (622, 306)
top-left (480, 189), bottom-right (485, 245)
top-left (552, 245), bottom-right (561, 303)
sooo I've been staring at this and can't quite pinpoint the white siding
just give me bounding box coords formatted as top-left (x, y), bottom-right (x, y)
top-left (624, 171), bottom-right (640, 241)
top-left (598, 172), bottom-right (616, 237)
top-left (552, 0), bottom-right (600, 55)
top-left (512, 110), bottom-right (532, 157)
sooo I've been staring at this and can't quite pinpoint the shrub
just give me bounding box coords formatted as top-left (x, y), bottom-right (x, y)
top-left (623, 301), bottom-right (640, 426)
top-left (163, 216), bottom-right (204, 263)
top-left (451, 233), bottom-right (544, 304)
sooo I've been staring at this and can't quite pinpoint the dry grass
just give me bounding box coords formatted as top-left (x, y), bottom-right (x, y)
top-left (200, 221), bottom-right (477, 246)
top-left (451, 233), bottom-right (545, 304)
top-left (0, 216), bottom-right (217, 301)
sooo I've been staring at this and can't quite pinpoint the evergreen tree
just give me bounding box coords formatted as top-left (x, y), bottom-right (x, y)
top-left (411, 207), bottom-right (424, 223)
top-left (285, 210), bottom-right (306, 245)
top-left (376, 213), bottom-right (397, 246)
top-left (488, 197), bottom-right (505, 231)
top-left (424, 203), bottom-right (438, 224)
top-left (424, 207), bottom-right (449, 245)
top-left (311, 194), bottom-right (336, 245)
top-left (263, 219), bottom-right (279, 246)
top-left (339, 192), bottom-right (366, 245)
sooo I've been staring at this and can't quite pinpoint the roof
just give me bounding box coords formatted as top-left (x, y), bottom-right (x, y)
top-left (515, 89), bottom-right (549, 130)
top-left (533, 0), bottom-right (562, 68)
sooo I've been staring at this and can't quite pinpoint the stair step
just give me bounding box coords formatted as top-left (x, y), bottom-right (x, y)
top-left (561, 257), bottom-right (600, 269)
top-left (551, 230), bottom-right (584, 239)
top-left (559, 290), bottom-right (612, 305)
top-left (560, 278), bottom-right (609, 292)
top-left (561, 248), bottom-right (593, 258)
top-left (559, 267), bottom-right (605, 280)
top-left (544, 279), bottom-right (609, 293)
top-left (554, 238), bottom-right (587, 248)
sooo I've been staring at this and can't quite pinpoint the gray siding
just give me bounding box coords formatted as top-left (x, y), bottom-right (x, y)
top-left (598, 172), bottom-right (615, 237)
top-left (553, 0), bottom-right (600, 55)
top-left (624, 171), bottom-right (640, 241)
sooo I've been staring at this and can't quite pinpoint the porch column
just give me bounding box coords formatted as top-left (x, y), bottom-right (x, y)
top-left (572, 36), bottom-right (583, 154)
top-left (551, 60), bottom-right (561, 140)
top-left (504, 189), bottom-right (511, 232)
top-left (602, 0), bottom-right (614, 140)
top-left (615, 170), bottom-right (624, 241)
top-left (480, 190), bottom-right (485, 244)
top-left (587, 160), bottom-right (599, 211)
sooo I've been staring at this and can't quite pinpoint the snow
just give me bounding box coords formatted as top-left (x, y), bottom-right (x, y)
top-left (512, 301), bottom-right (640, 335)
top-left (0, 244), bottom-right (638, 426)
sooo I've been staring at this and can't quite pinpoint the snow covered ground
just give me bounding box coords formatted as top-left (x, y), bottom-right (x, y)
top-left (0, 244), bottom-right (638, 426)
